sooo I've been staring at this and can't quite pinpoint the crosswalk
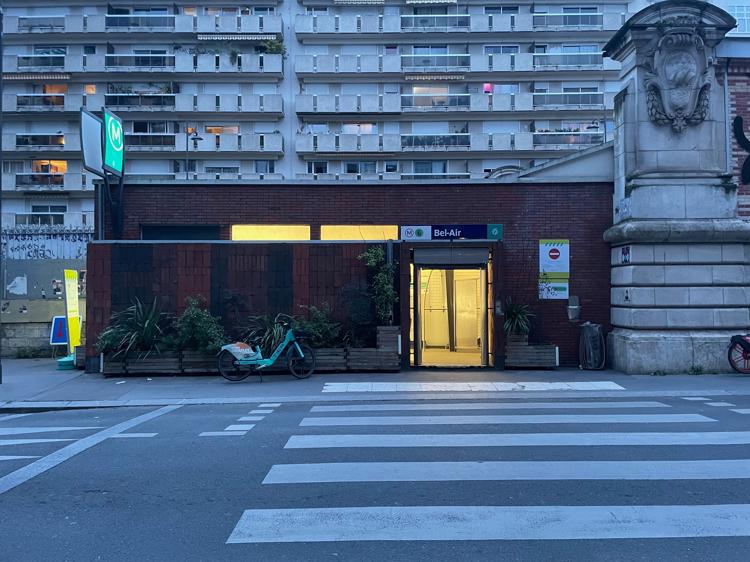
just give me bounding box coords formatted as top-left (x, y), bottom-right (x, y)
top-left (227, 397), bottom-right (750, 545)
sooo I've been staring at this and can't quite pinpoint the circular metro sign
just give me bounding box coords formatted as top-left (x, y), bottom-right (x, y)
top-left (548, 248), bottom-right (561, 260)
top-left (108, 117), bottom-right (124, 152)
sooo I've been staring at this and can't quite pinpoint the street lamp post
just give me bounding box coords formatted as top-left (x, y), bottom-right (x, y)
top-left (184, 129), bottom-right (203, 180)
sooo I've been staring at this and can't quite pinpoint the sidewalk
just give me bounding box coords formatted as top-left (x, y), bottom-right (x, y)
top-left (1, 358), bottom-right (748, 410)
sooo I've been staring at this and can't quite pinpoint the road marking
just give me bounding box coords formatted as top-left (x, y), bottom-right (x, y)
top-left (322, 382), bottom-right (625, 393)
top-left (0, 455), bottom-right (39, 461)
top-left (0, 405), bottom-right (180, 496)
top-left (285, 431), bottom-right (750, 449)
top-left (249, 409), bottom-right (273, 414)
top-left (0, 438), bottom-right (74, 447)
top-left (706, 402), bottom-right (735, 407)
top-left (225, 424), bottom-right (255, 431)
top-left (263, 459), bottom-right (750, 484)
top-left (0, 414), bottom-right (32, 422)
top-left (0, 426), bottom-right (103, 436)
top-left (109, 433), bottom-right (158, 438)
top-left (227, 504), bottom-right (750, 543)
top-left (238, 416), bottom-right (265, 422)
top-left (199, 431), bottom-right (246, 437)
top-left (682, 397), bottom-right (709, 401)
top-left (300, 413), bottom-right (714, 427)
top-left (310, 401), bottom-right (670, 413)
top-left (259, 403), bottom-right (281, 408)
top-left (732, 409), bottom-right (750, 414)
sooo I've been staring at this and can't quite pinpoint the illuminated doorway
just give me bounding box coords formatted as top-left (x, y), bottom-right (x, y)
top-left (416, 267), bottom-right (487, 367)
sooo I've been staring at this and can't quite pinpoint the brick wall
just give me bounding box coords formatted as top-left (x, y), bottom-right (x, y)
top-left (729, 61), bottom-right (750, 218)
top-left (91, 181), bottom-right (613, 367)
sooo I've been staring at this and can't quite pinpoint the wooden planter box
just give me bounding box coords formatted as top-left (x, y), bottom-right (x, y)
top-left (505, 345), bottom-right (559, 369)
top-left (181, 350), bottom-right (219, 374)
top-left (377, 326), bottom-right (400, 351)
top-left (314, 348), bottom-right (347, 372)
top-left (103, 352), bottom-right (182, 376)
top-left (347, 348), bottom-right (400, 372)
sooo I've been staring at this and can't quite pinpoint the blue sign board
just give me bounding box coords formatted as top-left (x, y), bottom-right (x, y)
top-left (50, 316), bottom-right (68, 346)
top-left (431, 224), bottom-right (489, 240)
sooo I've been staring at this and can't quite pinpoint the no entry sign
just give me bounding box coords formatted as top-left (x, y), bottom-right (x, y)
top-left (549, 248), bottom-right (561, 260)
top-left (539, 240), bottom-right (569, 274)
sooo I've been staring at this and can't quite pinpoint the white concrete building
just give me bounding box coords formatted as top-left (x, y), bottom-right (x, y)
top-left (0, 0), bottom-right (744, 227)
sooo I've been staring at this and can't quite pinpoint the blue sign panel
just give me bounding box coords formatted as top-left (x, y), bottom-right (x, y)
top-left (431, 224), bottom-right (488, 240)
top-left (50, 316), bottom-right (69, 346)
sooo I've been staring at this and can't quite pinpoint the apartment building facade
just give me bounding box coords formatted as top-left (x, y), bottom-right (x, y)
top-left (1, 0), bottom-right (747, 230)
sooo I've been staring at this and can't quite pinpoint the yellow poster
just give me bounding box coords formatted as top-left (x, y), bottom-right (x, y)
top-left (63, 269), bottom-right (81, 354)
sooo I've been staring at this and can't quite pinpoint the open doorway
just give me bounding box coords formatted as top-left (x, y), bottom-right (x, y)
top-left (416, 267), bottom-right (487, 367)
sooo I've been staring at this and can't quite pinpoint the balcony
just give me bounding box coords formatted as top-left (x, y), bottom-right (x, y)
top-left (296, 94), bottom-right (400, 114)
top-left (296, 134), bottom-right (401, 154)
top-left (125, 133), bottom-right (177, 150)
top-left (16, 16), bottom-right (66, 32)
top-left (295, 54), bottom-right (401, 75)
top-left (191, 14), bottom-right (282, 34)
top-left (532, 53), bottom-right (604, 69)
top-left (401, 94), bottom-right (471, 111)
top-left (532, 13), bottom-right (604, 29)
top-left (192, 133), bottom-right (284, 154)
top-left (3, 93), bottom-right (83, 112)
top-left (15, 54), bottom-right (66, 70)
top-left (104, 93), bottom-right (176, 110)
top-left (532, 131), bottom-right (605, 147)
top-left (532, 92), bottom-right (605, 108)
top-left (401, 172), bottom-right (472, 180)
top-left (401, 54), bottom-right (470, 72)
top-left (104, 54), bottom-right (176, 70)
top-left (176, 93), bottom-right (283, 114)
top-left (400, 14), bottom-right (471, 31)
top-left (5, 172), bottom-right (85, 192)
top-left (105, 14), bottom-right (176, 30)
top-left (12, 134), bottom-right (78, 151)
top-left (401, 134), bottom-right (472, 150)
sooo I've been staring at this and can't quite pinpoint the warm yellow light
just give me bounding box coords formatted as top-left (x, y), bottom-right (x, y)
top-left (231, 224), bottom-right (311, 241)
top-left (85, 84), bottom-right (96, 94)
top-left (320, 225), bottom-right (398, 241)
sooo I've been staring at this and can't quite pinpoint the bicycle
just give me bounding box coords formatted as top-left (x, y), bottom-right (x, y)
top-left (217, 326), bottom-right (316, 382)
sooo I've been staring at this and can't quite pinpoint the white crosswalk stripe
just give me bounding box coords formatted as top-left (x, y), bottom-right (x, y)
top-left (322, 381), bottom-right (625, 393)
top-left (228, 396), bottom-right (750, 544)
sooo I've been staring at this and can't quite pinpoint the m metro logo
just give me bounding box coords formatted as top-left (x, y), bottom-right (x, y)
top-left (102, 109), bottom-right (124, 176)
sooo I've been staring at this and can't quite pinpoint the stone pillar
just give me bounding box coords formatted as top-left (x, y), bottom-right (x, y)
top-left (604, 1), bottom-right (749, 374)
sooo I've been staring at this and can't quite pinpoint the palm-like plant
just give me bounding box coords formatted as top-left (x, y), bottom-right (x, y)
top-left (503, 299), bottom-right (534, 336)
top-left (243, 313), bottom-right (294, 357)
top-left (96, 298), bottom-right (169, 357)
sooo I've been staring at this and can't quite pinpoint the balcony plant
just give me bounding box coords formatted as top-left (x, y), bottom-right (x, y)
top-left (259, 38), bottom-right (287, 59)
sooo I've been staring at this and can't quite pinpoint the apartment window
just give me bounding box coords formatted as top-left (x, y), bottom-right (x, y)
top-left (85, 84), bottom-right (97, 94)
top-left (133, 121), bottom-right (168, 133)
top-left (563, 85), bottom-right (599, 93)
top-left (342, 123), bottom-right (377, 135)
top-left (344, 161), bottom-right (376, 174)
top-left (414, 160), bottom-right (447, 175)
top-left (308, 161), bottom-right (328, 174)
top-left (385, 45), bottom-right (399, 56)
top-left (730, 6), bottom-right (750, 34)
top-left (414, 45), bottom-right (448, 55)
top-left (205, 166), bottom-right (239, 176)
top-left (254, 7), bottom-right (275, 15)
top-left (385, 161), bottom-right (399, 173)
top-left (17, 205), bottom-right (67, 226)
top-left (182, 7), bottom-right (197, 16)
top-left (255, 160), bottom-right (275, 174)
top-left (32, 160), bottom-right (67, 173)
top-left (320, 225), bottom-right (399, 241)
top-left (485, 45), bottom-right (520, 55)
top-left (205, 125), bottom-right (239, 134)
top-left (306, 7), bottom-right (328, 14)
top-left (3, 161), bottom-right (24, 173)
top-left (563, 7), bottom-right (599, 13)
top-left (484, 83), bottom-right (520, 94)
top-left (485, 6), bottom-right (519, 14)
top-left (562, 44), bottom-right (599, 53)
top-left (34, 45), bottom-right (66, 55)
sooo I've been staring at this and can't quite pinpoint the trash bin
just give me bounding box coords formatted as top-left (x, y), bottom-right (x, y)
top-left (579, 322), bottom-right (606, 370)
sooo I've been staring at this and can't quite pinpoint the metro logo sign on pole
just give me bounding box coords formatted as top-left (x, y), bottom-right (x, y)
top-left (102, 108), bottom-right (124, 176)
top-left (63, 270), bottom-right (81, 354)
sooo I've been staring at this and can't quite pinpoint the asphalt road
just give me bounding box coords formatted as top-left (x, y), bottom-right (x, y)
top-left (3, 394), bottom-right (750, 561)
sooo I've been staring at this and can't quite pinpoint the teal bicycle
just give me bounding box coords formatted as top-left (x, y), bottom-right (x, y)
top-left (217, 327), bottom-right (316, 382)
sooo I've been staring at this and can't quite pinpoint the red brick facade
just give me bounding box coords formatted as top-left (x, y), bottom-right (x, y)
top-left (91, 181), bottom-right (613, 368)
top-left (728, 60), bottom-right (750, 218)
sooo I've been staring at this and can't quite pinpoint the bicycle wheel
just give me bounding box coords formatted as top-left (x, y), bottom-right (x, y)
top-left (728, 343), bottom-right (750, 374)
top-left (287, 343), bottom-right (316, 379)
top-left (218, 350), bottom-right (250, 381)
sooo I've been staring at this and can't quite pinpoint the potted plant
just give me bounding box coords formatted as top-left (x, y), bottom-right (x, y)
top-left (294, 304), bottom-right (347, 372)
top-left (163, 297), bottom-right (226, 373)
top-left (503, 299), bottom-right (533, 346)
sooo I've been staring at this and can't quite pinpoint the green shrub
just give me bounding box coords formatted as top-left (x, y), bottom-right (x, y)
top-left (96, 298), bottom-right (169, 358)
top-left (294, 304), bottom-right (346, 348)
top-left (358, 246), bottom-right (397, 326)
top-left (503, 299), bottom-right (534, 335)
top-left (163, 297), bottom-right (225, 354)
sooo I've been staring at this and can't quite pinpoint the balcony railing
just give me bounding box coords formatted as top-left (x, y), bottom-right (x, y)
top-left (16, 94), bottom-right (66, 109)
top-left (400, 14), bottom-right (471, 31)
top-left (18, 16), bottom-right (65, 32)
top-left (17, 55), bottom-right (66, 69)
top-left (15, 134), bottom-right (65, 148)
top-left (125, 133), bottom-right (176, 148)
top-left (533, 92), bottom-right (605, 107)
top-left (532, 131), bottom-right (605, 146)
top-left (401, 54), bottom-right (470, 70)
top-left (401, 172), bottom-right (471, 180)
top-left (105, 15), bottom-right (176, 29)
top-left (401, 94), bottom-right (470, 110)
top-left (532, 13), bottom-right (604, 28)
top-left (104, 93), bottom-right (176, 108)
top-left (14, 173), bottom-right (65, 187)
top-left (401, 133), bottom-right (471, 149)
top-left (105, 55), bottom-right (175, 68)
top-left (533, 53), bottom-right (603, 68)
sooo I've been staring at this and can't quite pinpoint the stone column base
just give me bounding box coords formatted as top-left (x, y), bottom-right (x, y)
top-left (608, 328), bottom-right (736, 374)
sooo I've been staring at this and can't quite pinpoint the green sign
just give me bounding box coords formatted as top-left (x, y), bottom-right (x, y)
top-left (102, 108), bottom-right (124, 176)
top-left (487, 224), bottom-right (503, 240)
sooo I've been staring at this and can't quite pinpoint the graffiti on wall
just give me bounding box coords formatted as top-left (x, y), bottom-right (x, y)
top-left (1, 226), bottom-right (94, 260)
